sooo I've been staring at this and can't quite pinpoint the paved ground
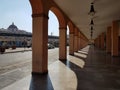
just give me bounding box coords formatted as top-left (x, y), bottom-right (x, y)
top-left (0, 47), bottom-right (63, 89)
top-left (1, 46), bottom-right (120, 90)
top-left (0, 48), bottom-right (32, 75)
top-left (5, 47), bottom-right (32, 53)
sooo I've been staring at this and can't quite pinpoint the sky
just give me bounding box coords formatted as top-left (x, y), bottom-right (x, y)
top-left (0, 0), bottom-right (69, 36)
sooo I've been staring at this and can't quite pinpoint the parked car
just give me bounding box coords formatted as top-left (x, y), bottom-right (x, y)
top-left (0, 46), bottom-right (5, 54)
top-left (48, 44), bottom-right (55, 49)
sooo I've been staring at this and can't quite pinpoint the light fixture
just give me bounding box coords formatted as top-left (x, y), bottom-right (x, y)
top-left (91, 26), bottom-right (94, 30)
top-left (88, 3), bottom-right (96, 16)
top-left (90, 19), bottom-right (94, 26)
top-left (90, 26), bottom-right (93, 39)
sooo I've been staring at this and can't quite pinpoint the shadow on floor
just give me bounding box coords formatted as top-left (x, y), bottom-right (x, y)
top-left (29, 73), bottom-right (54, 90)
top-left (60, 59), bottom-right (120, 90)
top-left (29, 46), bottom-right (120, 90)
top-left (60, 60), bottom-right (95, 90)
top-left (74, 54), bottom-right (87, 61)
top-left (60, 46), bottom-right (120, 90)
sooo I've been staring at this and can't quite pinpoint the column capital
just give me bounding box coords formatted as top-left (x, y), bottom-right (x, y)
top-left (32, 13), bottom-right (49, 19)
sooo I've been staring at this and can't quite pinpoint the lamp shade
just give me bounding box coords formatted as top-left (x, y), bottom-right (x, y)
top-left (90, 19), bottom-right (94, 26)
top-left (91, 26), bottom-right (94, 30)
top-left (88, 3), bottom-right (95, 16)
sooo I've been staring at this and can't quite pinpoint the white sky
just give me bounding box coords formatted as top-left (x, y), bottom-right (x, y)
top-left (0, 0), bottom-right (69, 36)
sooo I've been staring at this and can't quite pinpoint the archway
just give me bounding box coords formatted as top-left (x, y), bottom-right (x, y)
top-left (48, 10), bottom-right (59, 65)
top-left (30, 0), bottom-right (67, 73)
top-left (50, 7), bottom-right (67, 61)
top-left (68, 21), bottom-right (75, 55)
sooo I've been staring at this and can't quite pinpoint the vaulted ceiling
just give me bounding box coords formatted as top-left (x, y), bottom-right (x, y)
top-left (53, 0), bottom-right (120, 39)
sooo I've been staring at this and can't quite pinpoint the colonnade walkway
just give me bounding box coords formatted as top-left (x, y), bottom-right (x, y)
top-left (2, 45), bottom-right (120, 90)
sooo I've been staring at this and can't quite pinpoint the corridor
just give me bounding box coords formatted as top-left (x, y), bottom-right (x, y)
top-left (71, 46), bottom-right (120, 90)
top-left (2, 45), bottom-right (120, 90)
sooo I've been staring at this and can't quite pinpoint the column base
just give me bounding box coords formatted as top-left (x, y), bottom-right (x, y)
top-left (69, 54), bottom-right (74, 56)
top-left (74, 50), bottom-right (78, 52)
top-left (59, 58), bottom-right (67, 61)
top-left (112, 55), bottom-right (120, 57)
top-left (106, 51), bottom-right (111, 54)
top-left (32, 70), bottom-right (48, 75)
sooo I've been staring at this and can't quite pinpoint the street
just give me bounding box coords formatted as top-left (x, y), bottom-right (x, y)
top-left (0, 47), bottom-right (64, 89)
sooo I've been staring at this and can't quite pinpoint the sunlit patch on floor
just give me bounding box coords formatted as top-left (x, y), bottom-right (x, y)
top-left (74, 52), bottom-right (87, 58)
top-left (68, 55), bottom-right (85, 68)
top-left (48, 61), bottom-right (77, 90)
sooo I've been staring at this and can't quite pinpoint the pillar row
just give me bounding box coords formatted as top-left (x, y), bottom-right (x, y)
top-left (78, 32), bottom-right (81, 50)
top-left (101, 33), bottom-right (105, 49)
top-left (80, 35), bottom-right (84, 49)
top-left (59, 27), bottom-right (67, 60)
top-left (69, 32), bottom-right (74, 55)
top-left (111, 21), bottom-right (119, 56)
top-left (106, 27), bottom-right (111, 53)
top-left (95, 37), bottom-right (98, 48)
top-left (98, 35), bottom-right (101, 48)
top-left (97, 37), bottom-right (99, 48)
top-left (32, 13), bottom-right (48, 74)
top-left (74, 29), bottom-right (78, 52)
top-left (74, 35), bottom-right (78, 52)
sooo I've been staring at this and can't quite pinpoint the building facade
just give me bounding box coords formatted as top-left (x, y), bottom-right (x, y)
top-left (0, 23), bottom-right (68, 48)
top-left (0, 23), bottom-right (32, 47)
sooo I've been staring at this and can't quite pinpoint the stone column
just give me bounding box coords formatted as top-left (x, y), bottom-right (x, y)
top-left (59, 27), bottom-right (67, 60)
top-left (98, 35), bottom-right (101, 48)
top-left (32, 13), bottom-right (48, 74)
top-left (80, 35), bottom-right (84, 49)
top-left (111, 21), bottom-right (119, 56)
top-left (106, 27), bottom-right (111, 53)
top-left (97, 38), bottom-right (99, 48)
top-left (69, 32), bottom-right (74, 55)
top-left (74, 28), bottom-right (78, 52)
top-left (101, 33), bottom-right (105, 49)
top-left (94, 38), bottom-right (97, 47)
top-left (78, 32), bottom-right (81, 50)
top-left (97, 37), bottom-right (99, 48)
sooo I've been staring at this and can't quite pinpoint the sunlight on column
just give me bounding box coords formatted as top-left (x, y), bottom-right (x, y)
top-left (49, 61), bottom-right (77, 90)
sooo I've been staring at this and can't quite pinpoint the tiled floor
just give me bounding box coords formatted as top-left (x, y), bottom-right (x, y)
top-left (2, 45), bottom-right (120, 90)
